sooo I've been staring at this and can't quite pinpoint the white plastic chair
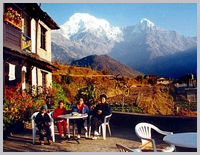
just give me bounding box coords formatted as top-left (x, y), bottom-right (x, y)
top-left (116, 143), bottom-right (142, 152)
top-left (48, 110), bottom-right (54, 117)
top-left (31, 111), bottom-right (55, 144)
top-left (135, 122), bottom-right (176, 152)
top-left (89, 114), bottom-right (112, 140)
top-left (99, 113), bottom-right (112, 140)
top-left (48, 111), bottom-right (55, 142)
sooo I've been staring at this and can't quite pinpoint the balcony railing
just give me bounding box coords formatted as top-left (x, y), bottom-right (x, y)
top-left (3, 21), bottom-right (32, 55)
top-left (3, 21), bottom-right (22, 52)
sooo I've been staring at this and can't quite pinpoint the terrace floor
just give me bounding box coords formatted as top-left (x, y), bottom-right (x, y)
top-left (3, 124), bottom-right (169, 152)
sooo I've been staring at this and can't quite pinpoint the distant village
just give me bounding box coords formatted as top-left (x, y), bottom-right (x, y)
top-left (144, 73), bottom-right (197, 102)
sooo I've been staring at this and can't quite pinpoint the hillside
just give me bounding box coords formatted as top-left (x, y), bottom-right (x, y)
top-left (70, 54), bottom-right (142, 77)
top-left (52, 63), bottom-right (196, 116)
top-left (53, 62), bottom-right (103, 76)
top-left (52, 63), bottom-right (139, 105)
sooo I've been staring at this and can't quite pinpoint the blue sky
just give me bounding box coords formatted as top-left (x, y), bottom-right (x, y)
top-left (41, 3), bottom-right (197, 37)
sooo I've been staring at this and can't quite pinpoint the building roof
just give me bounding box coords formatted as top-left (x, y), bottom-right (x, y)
top-left (14, 3), bottom-right (60, 30)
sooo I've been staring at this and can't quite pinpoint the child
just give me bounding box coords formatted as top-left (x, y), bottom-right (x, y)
top-left (53, 100), bottom-right (68, 139)
top-left (35, 105), bottom-right (53, 145)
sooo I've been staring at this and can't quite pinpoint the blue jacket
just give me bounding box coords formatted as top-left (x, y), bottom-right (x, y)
top-left (71, 103), bottom-right (89, 114)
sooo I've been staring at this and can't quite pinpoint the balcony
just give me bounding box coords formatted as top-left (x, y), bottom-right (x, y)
top-left (3, 21), bottom-right (22, 52)
top-left (3, 7), bottom-right (31, 55)
top-left (3, 21), bottom-right (31, 55)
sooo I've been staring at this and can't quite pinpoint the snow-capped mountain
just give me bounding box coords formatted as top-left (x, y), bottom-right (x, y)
top-left (55, 13), bottom-right (123, 42)
top-left (109, 18), bottom-right (197, 76)
top-left (51, 13), bottom-right (197, 78)
top-left (132, 18), bottom-right (156, 32)
top-left (112, 18), bottom-right (196, 60)
top-left (53, 13), bottom-right (123, 56)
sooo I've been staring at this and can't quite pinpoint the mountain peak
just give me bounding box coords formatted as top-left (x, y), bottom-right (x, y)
top-left (131, 18), bottom-right (156, 33)
top-left (68, 13), bottom-right (101, 23)
top-left (59, 13), bottom-right (123, 42)
top-left (140, 18), bottom-right (155, 27)
top-left (139, 18), bottom-right (155, 29)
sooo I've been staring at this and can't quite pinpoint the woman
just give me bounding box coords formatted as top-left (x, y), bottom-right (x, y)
top-left (53, 100), bottom-right (68, 139)
top-left (91, 94), bottom-right (112, 140)
top-left (71, 96), bottom-right (89, 138)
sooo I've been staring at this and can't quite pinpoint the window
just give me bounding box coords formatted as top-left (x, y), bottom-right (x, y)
top-left (41, 71), bottom-right (47, 89)
top-left (22, 13), bottom-right (31, 37)
top-left (40, 25), bottom-right (46, 50)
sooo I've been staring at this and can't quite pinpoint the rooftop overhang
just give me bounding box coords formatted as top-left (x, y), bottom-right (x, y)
top-left (4, 47), bottom-right (58, 71)
top-left (14, 3), bottom-right (60, 30)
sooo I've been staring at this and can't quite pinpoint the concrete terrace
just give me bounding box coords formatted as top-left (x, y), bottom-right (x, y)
top-left (3, 125), bottom-right (168, 152)
top-left (3, 112), bottom-right (197, 152)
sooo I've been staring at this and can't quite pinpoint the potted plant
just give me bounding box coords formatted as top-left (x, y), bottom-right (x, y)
top-left (3, 7), bottom-right (22, 30)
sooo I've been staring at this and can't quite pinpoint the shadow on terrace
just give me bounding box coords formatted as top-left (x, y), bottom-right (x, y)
top-left (3, 112), bottom-right (197, 152)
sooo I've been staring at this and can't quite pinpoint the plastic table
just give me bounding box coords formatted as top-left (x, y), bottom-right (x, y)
top-left (58, 113), bottom-right (88, 143)
top-left (163, 132), bottom-right (197, 149)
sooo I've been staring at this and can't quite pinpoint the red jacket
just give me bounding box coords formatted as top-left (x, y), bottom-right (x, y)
top-left (53, 107), bottom-right (68, 121)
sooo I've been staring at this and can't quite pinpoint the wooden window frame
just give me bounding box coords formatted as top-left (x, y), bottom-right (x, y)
top-left (40, 25), bottom-right (47, 50)
top-left (41, 71), bottom-right (47, 88)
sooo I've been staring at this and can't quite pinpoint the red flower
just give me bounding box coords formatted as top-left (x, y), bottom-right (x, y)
top-left (7, 7), bottom-right (12, 11)
top-left (14, 10), bottom-right (18, 15)
top-left (28, 104), bottom-right (32, 108)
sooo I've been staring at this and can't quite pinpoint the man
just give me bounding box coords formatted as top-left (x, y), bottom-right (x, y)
top-left (91, 94), bottom-right (112, 140)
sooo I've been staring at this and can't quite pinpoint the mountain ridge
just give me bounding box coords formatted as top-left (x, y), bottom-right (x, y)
top-left (70, 54), bottom-right (142, 77)
top-left (51, 13), bottom-right (197, 78)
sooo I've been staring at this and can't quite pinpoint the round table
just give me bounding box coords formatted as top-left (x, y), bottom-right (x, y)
top-left (163, 132), bottom-right (197, 149)
top-left (58, 113), bottom-right (88, 143)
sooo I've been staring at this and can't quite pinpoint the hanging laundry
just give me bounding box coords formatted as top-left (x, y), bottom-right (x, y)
top-left (8, 63), bottom-right (16, 81)
top-left (22, 66), bottom-right (27, 90)
top-left (22, 66), bottom-right (27, 72)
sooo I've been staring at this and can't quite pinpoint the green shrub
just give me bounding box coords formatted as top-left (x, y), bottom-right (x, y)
top-left (51, 81), bottom-right (70, 108)
top-left (75, 84), bottom-right (97, 110)
top-left (61, 74), bottom-right (73, 84)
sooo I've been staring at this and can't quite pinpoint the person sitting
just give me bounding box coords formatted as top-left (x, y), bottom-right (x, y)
top-left (91, 94), bottom-right (112, 140)
top-left (35, 105), bottom-right (53, 145)
top-left (71, 96), bottom-right (89, 139)
top-left (53, 100), bottom-right (68, 139)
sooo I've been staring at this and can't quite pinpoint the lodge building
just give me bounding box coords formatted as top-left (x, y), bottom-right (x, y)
top-left (3, 3), bottom-right (59, 94)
